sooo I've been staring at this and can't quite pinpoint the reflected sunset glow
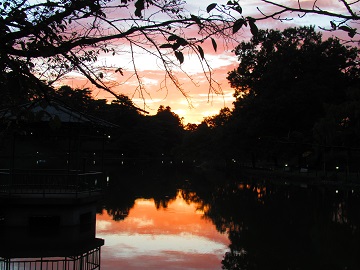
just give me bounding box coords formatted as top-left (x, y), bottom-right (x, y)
top-left (96, 191), bottom-right (230, 270)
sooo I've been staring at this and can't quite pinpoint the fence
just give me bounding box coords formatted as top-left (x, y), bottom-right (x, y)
top-left (0, 246), bottom-right (101, 270)
top-left (0, 169), bottom-right (103, 198)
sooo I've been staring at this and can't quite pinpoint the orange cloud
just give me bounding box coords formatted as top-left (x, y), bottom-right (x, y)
top-left (56, 1), bottom-right (344, 124)
top-left (58, 52), bottom-right (238, 124)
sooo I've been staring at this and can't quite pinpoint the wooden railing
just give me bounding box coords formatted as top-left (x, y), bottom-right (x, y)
top-left (0, 169), bottom-right (103, 198)
top-left (0, 246), bottom-right (101, 270)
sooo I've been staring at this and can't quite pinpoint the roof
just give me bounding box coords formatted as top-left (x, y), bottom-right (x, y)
top-left (0, 100), bottom-right (118, 128)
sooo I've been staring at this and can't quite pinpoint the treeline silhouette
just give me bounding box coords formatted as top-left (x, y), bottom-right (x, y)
top-left (1, 26), bottom-right (360, 174)
top-left (190, 26), bottom-right (360, 174)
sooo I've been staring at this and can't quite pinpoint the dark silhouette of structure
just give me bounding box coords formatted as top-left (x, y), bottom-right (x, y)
top-left (0, 100), bottom-right (112, 269)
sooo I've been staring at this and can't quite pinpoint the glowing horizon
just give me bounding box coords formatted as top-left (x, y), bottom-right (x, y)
top-left (54, 0), bottom-right (350, 124)
top-left (56, 45), bottom-right (239, 124)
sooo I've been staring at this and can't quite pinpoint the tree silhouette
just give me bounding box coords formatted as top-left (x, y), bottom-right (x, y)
top-left (203, 107), bottom-right (232, 129)
top-left (153, 105), bottom-right (184, 156)
top-left (226, 26), bottom-right (359, 167)
top-left (55, 86), bottom-right (93, 111)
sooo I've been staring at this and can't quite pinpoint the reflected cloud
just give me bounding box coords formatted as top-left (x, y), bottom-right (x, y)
top-left (97, 191), bottom-right (230, 270)
top-left (104, 233), bottom-right (227, 256)
top-left (128, 217), bottom-right (155, 227)
top-left (97, 219), bottom-right (112, 231)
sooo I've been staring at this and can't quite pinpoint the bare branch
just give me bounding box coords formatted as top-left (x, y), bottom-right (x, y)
top-left (261, 0), bottom-right (360, 20)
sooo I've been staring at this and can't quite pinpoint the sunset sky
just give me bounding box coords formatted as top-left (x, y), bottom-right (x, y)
top-left (59, 0), bottom-right (353, 124)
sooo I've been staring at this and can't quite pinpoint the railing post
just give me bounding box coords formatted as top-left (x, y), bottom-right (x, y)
top-left (98, 246), bottom-right (101, 269)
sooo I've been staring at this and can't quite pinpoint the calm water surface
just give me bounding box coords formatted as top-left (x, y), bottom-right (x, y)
top-left (96, 168), bottom-right (360, 270)
top-left (1, 168), bottom-right (359, 269)
top-left (97, 191), bottom-right (229, 269)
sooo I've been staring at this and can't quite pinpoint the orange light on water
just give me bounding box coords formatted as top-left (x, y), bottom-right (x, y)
top-left (96, 190), bottom-right (230, 270)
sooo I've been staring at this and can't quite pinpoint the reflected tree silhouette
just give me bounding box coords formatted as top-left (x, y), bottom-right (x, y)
top-left (100, 168), bottom-right (185, 220)
top-left (202, 180), bottom-right (360, 270)
top-left (97, 167), bottom-right (360, 269)
top-left (174, 172), bottom-right (360, 269)
top-left (102, 192), bottom-right (135, 221)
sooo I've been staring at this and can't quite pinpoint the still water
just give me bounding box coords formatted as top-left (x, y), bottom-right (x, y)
top-left (97, 191), bottom-right (229, 269)
top-left (96, 168), bottom-right (360, 270)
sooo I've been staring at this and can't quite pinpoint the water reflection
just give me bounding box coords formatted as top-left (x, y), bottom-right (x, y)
top-left (97, 190), bottom-right (230, 270)
top-left (100, 169), bottom-right (360, 270)
top-left (201, 179), bottom-right (360, 270)
top-left (0, 198), bottom-right (104, 269)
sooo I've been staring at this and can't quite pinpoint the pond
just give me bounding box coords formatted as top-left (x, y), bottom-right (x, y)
top-left (1, 166), bottom-right (360, 269)
top-left (97, 191), bottom-right (229, 269)
top-left (97, 167), bottom-right (360, 270)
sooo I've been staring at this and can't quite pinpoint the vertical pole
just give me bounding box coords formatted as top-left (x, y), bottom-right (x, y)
top-left (99, 247), bottom-right (101, 269)
top-left (5, 258), bottom-right (10, 270)
top-left (79, 253), bottom-right (84, 270)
